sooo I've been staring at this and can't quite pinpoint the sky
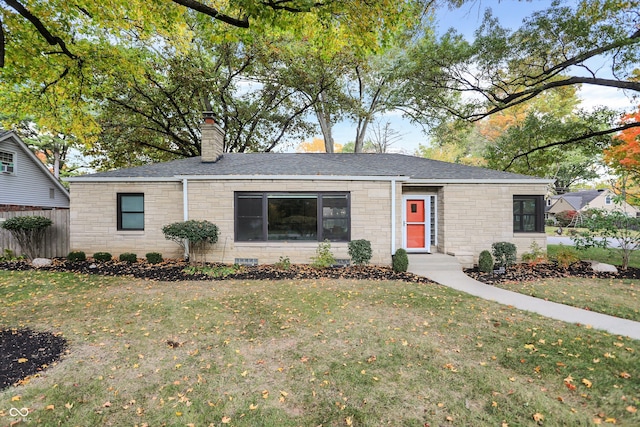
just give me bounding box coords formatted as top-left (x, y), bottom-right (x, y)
top-left (322, 0), bottom-right (638, 155)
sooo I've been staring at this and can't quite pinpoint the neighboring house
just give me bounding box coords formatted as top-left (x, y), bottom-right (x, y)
top-left (546, 189), bottom-right (639, 222)
top-left (0, 130), bottom-right (70, 211)
top-left (66, 116), bottom-right (550, 267)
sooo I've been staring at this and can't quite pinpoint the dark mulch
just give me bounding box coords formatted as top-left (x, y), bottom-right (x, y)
top-left (0, 328), bottom-right (67, 391)
top-left (0, 258), bottom-right (435, 283)
top-left (464, 260), bottom-right (640, 285)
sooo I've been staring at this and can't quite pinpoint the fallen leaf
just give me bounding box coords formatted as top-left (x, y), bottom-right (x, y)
top-left (262, 390), bottom-right (269, 399)
top-left (532, 412), bottom-right (544, 422)
top-left (582, 378), bottom-right (592, 388)
top-left (593, 417), bottom-right (602, 424)
top-left (221, 416), bottom-right (231, 423)
top-left (619, 372), bottom-right (631, 379)
top-left (65, 402), bottom-right (73, 409)
top-left (604, 417), bottom-right (617, 424)
top-left (17, 358), bottom-right (28, 364)
top-left (11, 396), bottom-right (20, 402)
top-left (626, 406), bottom-right (637, 414)
top-left (249, 404), bottom-right (258, 410)
top-left (345, 416), bottom-right (353, 426)
top-left (45, 405), bottom-right (55, 410)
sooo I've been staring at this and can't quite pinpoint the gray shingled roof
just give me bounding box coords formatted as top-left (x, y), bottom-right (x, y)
top-left (550, 189), bottom-right (604, 210)
top-left (70, 153), bottom-right (544, 181)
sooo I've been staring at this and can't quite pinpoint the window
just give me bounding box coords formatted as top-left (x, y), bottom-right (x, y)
top-left (513, 195), bottom-right (544, 233)
top-left (0, 150), bottom-right (15, 174)
top-left (605, 195), bottom-right (612, 205)
top-left (117, 193), bottom-right (144, 230)
top-left (235, 192), bottom-right (350, 242)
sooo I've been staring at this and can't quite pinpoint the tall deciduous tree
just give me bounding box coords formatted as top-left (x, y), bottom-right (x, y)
top-left (401, 1), bottom-right (640, 150)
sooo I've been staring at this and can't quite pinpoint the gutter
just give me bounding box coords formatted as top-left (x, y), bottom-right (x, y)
top-left (182, 178), bottom-right (189, 259)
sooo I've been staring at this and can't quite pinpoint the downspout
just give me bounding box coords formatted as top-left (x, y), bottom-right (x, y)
top-left (182, 178), bottom-right (190, 260)
top-left (391, 178), bottom-right (397, 256)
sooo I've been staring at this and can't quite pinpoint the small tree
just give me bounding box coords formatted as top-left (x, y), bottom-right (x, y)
top-left (162, 220), bottom-right (219, 264)
top-left (0, 216), bottom-right (53, 259)
top-left (348, 239), bottom-right (372, 265)
top-left (571, 207), bottom-right (640, 270)
top-left (492, 242), bottom-right (517, 268)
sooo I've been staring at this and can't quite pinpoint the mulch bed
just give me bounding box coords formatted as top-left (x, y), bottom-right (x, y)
top-left (0, 329), bottom-right (67, 391)
top-left (464, 261), bottom-right (640, 285)
top-left (0, 258), bottom-right (436, 283)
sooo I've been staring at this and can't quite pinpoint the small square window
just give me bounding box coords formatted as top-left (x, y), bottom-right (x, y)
top-left (117, 193), bottom-right (144, 230)
top-left (0, 150), bottom-right (15, 174)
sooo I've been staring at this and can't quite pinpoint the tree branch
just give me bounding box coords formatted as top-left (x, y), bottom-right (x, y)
top-left (503, 122), bottom-right (640, 170)
top-left (169, 0), bottom-right (249, 27)
top-left (4, 0), bottom-right (77, 62)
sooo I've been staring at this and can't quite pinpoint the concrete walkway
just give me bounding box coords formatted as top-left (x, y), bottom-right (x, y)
top-left (408, 253), bottom-right (640, 341)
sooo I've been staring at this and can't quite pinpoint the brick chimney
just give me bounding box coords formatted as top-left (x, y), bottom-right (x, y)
top-left (201, 111), bottom-right (224, 162)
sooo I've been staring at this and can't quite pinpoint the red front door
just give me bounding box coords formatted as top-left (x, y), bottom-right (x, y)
top-left (404, 197), bottom-right (430, 252)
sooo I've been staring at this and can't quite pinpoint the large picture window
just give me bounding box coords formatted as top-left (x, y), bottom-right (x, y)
top-left (513, 195), bottom-right (544, 233)
top-left (117, 193), bottom-right (144, 230)
top-left (235, 192), bottom-right (350, 242)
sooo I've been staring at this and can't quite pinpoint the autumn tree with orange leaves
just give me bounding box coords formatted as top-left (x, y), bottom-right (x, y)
top-left (604, 107), bottom-right (640, 203)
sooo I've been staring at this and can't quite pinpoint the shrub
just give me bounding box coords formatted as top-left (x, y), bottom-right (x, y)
top-left (478, 250), bottom-right (494, 273)
top-left (311, 240), bottom-right (336, 268)
top-left (554, 245), bottom-right (580, 269)
top-left (162, 220), bottom-right (219, 263)
top-left (521, 241), bottom-right (547, 266)
top-left (146, 252), bottom-right (163, 264)
top-left (348, 239), bottom-right (372, 265)
top-left (555, 210), bottom-right (578, 227)
top-left (492, 242), bottom-right (517, 268)
top-left (119, 252), bottom-right (137, 263)
top-left (0, 216), bottom-right (53, 259)
top-left (67, 251), bottom-right (86, 262)
top-left (93, 252), bottom-right (112, 262)
top-left (392, 248), bottom-right (409, 272)
top-left (274, 256), bottom-right (291, 270)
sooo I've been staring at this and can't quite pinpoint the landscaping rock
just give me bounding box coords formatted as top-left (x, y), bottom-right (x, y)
top-left (31, 258), bottom-right (52, 268)
top-left (590, 261), bottom-right (618, 274)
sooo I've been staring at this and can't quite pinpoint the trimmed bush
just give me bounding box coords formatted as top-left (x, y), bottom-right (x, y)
top-left (93, 252), bottom-right (112, 262)
top-left (0, 215), bottom-right (53, 259)
top-left (162, 220), bottom-right (219, 263)
top-left (392, 248), bottom-right (409, 273)
top-left (146, 252), bottom-right (163, 264)
top-left (478, 250), bottom-right (494, 273)
top-left (67, 251), bottom-right (86, 262)
top-left (492, 242), bottom-right (517, 268)
top-left (119, 252), bottom-right (137, 263)
top-left (348, 239), bottom-right (372, 265)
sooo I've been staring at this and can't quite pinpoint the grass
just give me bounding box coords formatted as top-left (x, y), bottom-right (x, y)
top-left (548, 244), bottom-right (640, 269)
top-left (0, 270), bottom-right (638, 426)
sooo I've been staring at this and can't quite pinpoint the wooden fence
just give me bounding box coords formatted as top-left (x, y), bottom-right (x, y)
top-left (0, 209), bottom-right (70, 258)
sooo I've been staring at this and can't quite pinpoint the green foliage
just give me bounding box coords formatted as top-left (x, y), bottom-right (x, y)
top-left (0, 216), bottom-right (53, 259)
top-left (274, 256), bottom-right (291, 271)
top-left (183, 264), bottom-right (239, 278)
top-left (392, 248), bottom-right (409, 273)
top-left (119, 253), bottom-right (138, 263)
top-left (67, 251), bottom-right (87, 262)
top-left (93, 252), bottom-right (112, 262)
top-left (553, 245), bottom-right (580, 269)
top-left (478, 250), bottom-right (494, 273)
top-left (348, 239), bottom-right (372, 265)
top-left (311, 240), bottom-right (336, 269)
top-left (571, 207), bottom-right (640, 270)
top-left (0, 249), bottom-right (21, 261)
top-left (162, 220), bottom-right (219, 263)
top-left (491, 242), bottom-right (517, 268)
top-left (145, 252), bottom-right (163, 264)
top-left (521, 242), bottom-right (547, 266)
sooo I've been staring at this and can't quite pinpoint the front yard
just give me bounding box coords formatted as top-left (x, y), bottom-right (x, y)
top-left (0, 270), bottom-right (638, 426)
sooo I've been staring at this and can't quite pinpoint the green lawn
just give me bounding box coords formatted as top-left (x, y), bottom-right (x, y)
top-left (547, 243), bottom-right (640, 269)
top-left (0, 270), bottom-right (638, 426)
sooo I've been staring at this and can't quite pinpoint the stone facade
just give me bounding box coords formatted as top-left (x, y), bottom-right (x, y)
top-left (70, 178), bottom-right (547, 267)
